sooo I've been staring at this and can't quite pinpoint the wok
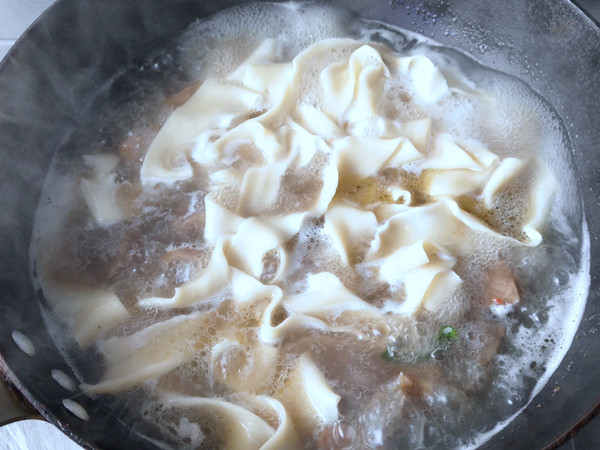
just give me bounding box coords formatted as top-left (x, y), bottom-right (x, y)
top-left (0, 0), bottom-right (598, 448)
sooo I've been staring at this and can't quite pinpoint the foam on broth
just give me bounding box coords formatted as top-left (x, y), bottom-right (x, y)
top-left (31, 2), bottom-right (589, 449)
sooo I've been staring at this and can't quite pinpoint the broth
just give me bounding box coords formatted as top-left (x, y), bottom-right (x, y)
top-left (31, 2), bottom-right (588, 449)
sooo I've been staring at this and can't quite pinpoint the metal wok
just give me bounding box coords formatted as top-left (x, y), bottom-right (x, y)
top-left (0, 0), bottom-right (598, 448)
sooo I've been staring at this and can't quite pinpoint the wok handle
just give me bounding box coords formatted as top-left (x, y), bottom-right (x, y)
top-left (0, 371), bottom-right (42, 426)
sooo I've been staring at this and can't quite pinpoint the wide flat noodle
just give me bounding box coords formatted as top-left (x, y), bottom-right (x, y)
top-left (483, 157), bottom-right (528, 207)
top-left (193, 120), bottom-right (284, 167)
top-left (81, 154), bottom-right (131, 223)
top-left (58, 36), bottom-right (561, 448)
top-left (160, 394), bottom-right (301, 450)
top-left (41, 279), bottom-right (130, 347)
top-left (369, 199), bottom-right (522, 260)
top-left (366, 239), bottom-right (462, 314)
top-left (392, 54), bottom-right (450, 103)
top-left (277, 353), bottom-right (340, 437)
top-left (296, 104), bottom-right (342, 141)
top-left (250, 397), bottom-right (301, 450)
top-left (335, 136), bottom-right (422, 179)
top-left (141, 81), bottom-right (265, 182)
top-left (260, 272), bottom-right (384, 342)
top-left (210, 339), bottom-right (278, 393)
top-left (283, 272), bottom-right (379, 319)
top-left (260, 293), bottom-right (332, 344)
top-left (164, 395), bottom-right (275, 450)
top-left (138, 239), bottom-right (230, 309)
top-left (320, 44), bottom-right (390, 125)
top-left (420, 134), bottom-right (498, 197)
top-left (522, 162), bottom-right (557, 245)
top-left (205, 195), bottom-right (246, 243)
top-left (237, 161), bottom-right (290, 217)
top-left (228, 38), bottom-right (297, 119)
top-left (225, 213), bottom-right (307, 279)
top-left (86, 273), bottom-right (286, 394)
top-left (81, 313), bottom-right (212, 394)
top-left (323, 201), bottom-right (378, 265)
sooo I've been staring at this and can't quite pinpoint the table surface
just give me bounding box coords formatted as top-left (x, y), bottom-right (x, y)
top-left (0, 0), bottom-right (598, 449)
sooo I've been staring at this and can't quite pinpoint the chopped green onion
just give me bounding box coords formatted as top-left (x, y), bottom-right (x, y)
top-left (438, 326), bottom-right (457, 345)
top-left (382, 326), bottom-right (458, 364)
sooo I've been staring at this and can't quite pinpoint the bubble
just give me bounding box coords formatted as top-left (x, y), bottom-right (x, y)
top-left (515, 263), bottom-right (536, 282)
top-left (529, 312), bottom-right (541, 326)
top-left (552, 267), bottom-right (570, 287)
top-left (333, 420), bottom-right (357, 448)
top-left (100, 133), bottom-right (116, 148)
top-left (541, 244), bottom-right (555, 258)
top-left (431, 348), bottom-right (447, 360)
top-left (153, 54), bottom-right (175, 72)
top-left (137, 60), bottom-right (154, 72)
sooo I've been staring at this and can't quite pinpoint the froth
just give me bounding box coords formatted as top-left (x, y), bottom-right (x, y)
top-left (181, 2), bottom-right (352, 80)
top-left (30, 2), bottom-right (589, 449)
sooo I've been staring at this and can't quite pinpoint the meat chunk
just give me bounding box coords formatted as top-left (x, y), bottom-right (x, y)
top-left (486, 262), bottom-right (520, 306)
top-left (165, 81), bottom-right (202, 109)
top-left (476, 321), bottom-right (506, 366)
